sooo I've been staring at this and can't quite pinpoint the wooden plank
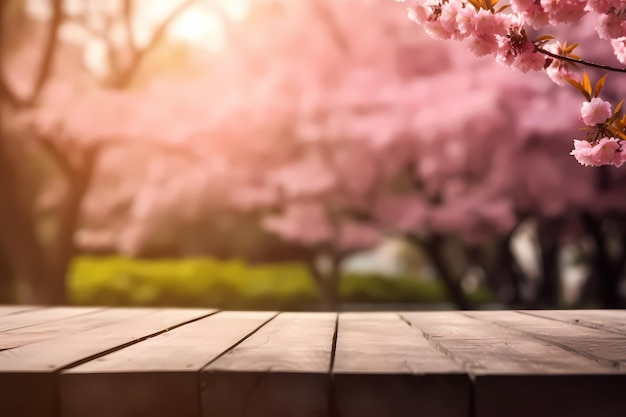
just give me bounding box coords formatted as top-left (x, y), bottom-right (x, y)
top-left (201, 312), bottom-right (336, 417)
top-left (0, 307), bottom-right (100, 332)
top-left (0, 308), bottom-right (213, 417)
top-left (522, 309), bottom-right (626, 335)
top-left (402, 312), bottom-right (626, 417)
top-left (401, 312), bottom-right (618, 373)
top-left (0, 306), bottom-right (41, 317)
top-left (333, 313), bottom-right (469, 417)
top-left (0, 308), bottom-right (155, 350)
top-left (474, 374), bottom-right (626, 417)
top-left (465, 311), bottom-right (626, 368)
top-left (61, 311), bottom-right (275, 417)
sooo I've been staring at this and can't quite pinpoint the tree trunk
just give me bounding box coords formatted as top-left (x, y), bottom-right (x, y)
top-left (469, 236), bottom-right (525, 308)
top-left (0, 139), bottom-right (52, 303)
top-left (306, 255), bottom-right (342, 311)
top-left (416, 235), bottom-right (472, 310)
top-left (535, 219), bottom-right (561, 308)
top-left (493, 235), bottom-right (525, 307)
top-left (0, 247), bottom-right (16, 303)
top-left (581, 212), bottom-right (623, 308)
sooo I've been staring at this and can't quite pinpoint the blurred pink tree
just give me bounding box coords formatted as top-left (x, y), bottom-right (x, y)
top-left (0, 0), bottom-right (202, 303)
top-left (4, 0), bottom-right (626, 308)
top-left (95, 1), bottom-right (624, 308)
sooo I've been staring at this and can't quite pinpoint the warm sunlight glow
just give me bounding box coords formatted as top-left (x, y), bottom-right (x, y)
top-left (168, 8), bottom-right (224, 51)
top-left (219, 0), bottom-right (250, 22)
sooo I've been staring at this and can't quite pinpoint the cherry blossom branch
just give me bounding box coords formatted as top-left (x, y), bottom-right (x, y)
top-left (536, 47), bottom-right (626, 74)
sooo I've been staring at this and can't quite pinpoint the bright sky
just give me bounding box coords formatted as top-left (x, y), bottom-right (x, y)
top-left (25, 0), bottom-right (250, 77)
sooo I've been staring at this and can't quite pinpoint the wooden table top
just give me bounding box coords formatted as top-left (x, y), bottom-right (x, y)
top-left (0, 307), bottom-right (624, 417)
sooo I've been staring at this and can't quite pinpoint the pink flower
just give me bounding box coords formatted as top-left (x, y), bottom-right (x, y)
top-left (406, 2), bottom-right (430, 25)
top-left (545, 42), bottom-right (574, 85)
top-left (511, 0), bottom-right (550, 28)
top-left (612, 37), bottom-right (626, 64)
top-left (596, 13), bottom-right (626, 40)
top-left (511, 42), bottom-right (547, 73)
top-left (580, 98), bottom-right (612, 126)
top-left (467, 34), bottom-right (499, 57)
top-left (456, 6), bottom-right (477, 35)
top-left (570, 138), bottom-right (625, 167)
top-left (541, 0), bottom-right (587, 25)
top-left (586, 0), bottom-right (617, 14)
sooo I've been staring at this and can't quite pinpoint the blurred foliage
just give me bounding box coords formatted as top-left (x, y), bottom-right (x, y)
top-left (68, 256), bottom-right (493, 310)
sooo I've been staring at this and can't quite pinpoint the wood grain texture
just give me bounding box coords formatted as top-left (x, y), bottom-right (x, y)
top-left (333, 313), bottom-right (470, 417)
top-left (0, 307), bottom-right (100, 332)
top-left (522, 309), bottom-right (626, 335)
top-left (0, 308), bottom-right (213, 417)
top-left (201, 312), bottom-right (336, 417)
top-left (0, 308), bottom-right (624, 417)
top-left (465, 311), bottom-right (626, 368)
top-left (61, 311), bottom-right (274, 417)
top-left (402, 312), bottom-right (625, 417)
top-left (0, 308), bottom-right (154, 350)
top-left (401, 312), bottom-right (616, 374)
top-left (0, 306), bottom-right (40, 317)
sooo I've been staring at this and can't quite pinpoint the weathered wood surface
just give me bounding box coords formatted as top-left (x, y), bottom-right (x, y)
top-left (0, 308), bottom-right (624, 417)
top-left (0, 308), bottom-right (155, 350)
top-left (522, 309), bottom-right (626, 335)
top-left (0, 308), bottom-right (212, 417)
top-left (0, 306), bottom-right (40, 317)
top-left (333, 313), bottom-right (469, 417)
top-left (202, 312), bottom-right (336, 417)
top-left (0, 306), bottom-right (100, 332)
top-left (63, 311), bottom-right (273, 417)
top-left (403, 311), bottom-right (626, 417)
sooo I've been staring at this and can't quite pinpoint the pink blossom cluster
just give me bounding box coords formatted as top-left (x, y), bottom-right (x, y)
top-left (571, 137), bottom-right (625, 167)
top-left (397, 0), bottom-right (626, 167)
top-left (398, 1), bottom-right (626, 69)
top-left (571, 97), bottom-right (625, 167)
top-left (398, 0), bottom-right (546, 72)
top-left (580, 97), bottom-right (612, 126)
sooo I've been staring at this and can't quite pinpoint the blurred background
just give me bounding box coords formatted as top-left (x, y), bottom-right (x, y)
top-left (1, 0), bottom-right (626, 311)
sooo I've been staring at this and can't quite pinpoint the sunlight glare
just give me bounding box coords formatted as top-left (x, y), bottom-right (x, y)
top-left (218, 0), bottom-right (250, 21)
top-left (168, 7), bottom-right (225, 51)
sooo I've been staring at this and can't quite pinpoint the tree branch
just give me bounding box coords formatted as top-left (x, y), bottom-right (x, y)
top-left (309, 0), bottom-right (350, 55)
top-left (0, 0), bottom-right (63, 108)
top-left (0, 0), bottom-right (21, 108)
top-left (32, 134), bottom-right (75, 179)
top-left (26, 0), bottom-right (63, 106)
top-left (122, 0), bottom-right (137, 53)
top-left (537, 47), bottom-right (626, 73)
top-left (111, 0), bottom-right (198, 88)
top-left (0, 77), bottom-right (19, 107)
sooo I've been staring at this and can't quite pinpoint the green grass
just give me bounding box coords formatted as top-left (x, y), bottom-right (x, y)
top-left (68, 256), bottom-right (492, 310)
